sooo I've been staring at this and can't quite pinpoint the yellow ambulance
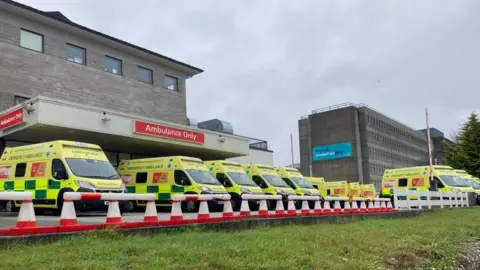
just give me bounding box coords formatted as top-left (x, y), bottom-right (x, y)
top-left (360, 184), bottom-right (377, 200)
top-left (274, 167), bottom-right (321, 197)
top-left (0, 140), bottom-right (126, 214)
top-left (204, 160), bottom-right (263, 211)
top-left (325, 181), bottom-right (349, 197)
top-left (348, 182), bottom-right (361, 199)
top-left (117, 156), bottom-right (228, 212)
top-left (381, 166), bottom-right (474, 199)
top-left (305, 177), bottom-right (327, 198)
top-left (242, 164), bottom-right (296, 209)
top-left (454, 170), bottom-right (480, 203)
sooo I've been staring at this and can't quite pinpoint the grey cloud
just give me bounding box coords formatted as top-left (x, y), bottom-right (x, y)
top-left (17, 0), bottom-right (480, 166)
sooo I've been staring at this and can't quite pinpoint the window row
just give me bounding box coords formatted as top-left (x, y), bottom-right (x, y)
top-left (364, 115), bottom-right (426, 145)
top-left (19, 29), bottom-right (179, 91)
top-left (367, 131), bottom-right (427, 156)
top-left (8, 159), bottom-right (66, 179)
top-left (368, 147), bottom-right (425, 166)
top-left (369, 163), bottom-right (388, 175)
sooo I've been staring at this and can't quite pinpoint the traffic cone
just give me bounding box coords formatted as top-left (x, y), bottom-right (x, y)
top-left (239, 198), bottom-right (250, 217)
top-left (275, 199), bottom-right (286, 217)
top-left (313, 200), bottom-right (323, 215)
top-left (301, 200), bottom-right (311, 216)
top-left (16, 199), bottom-right (36, 228)
top-left (198, 199), bottom-right (210, 222)
top-left (386, 200), bottom-right (395, 212)
top-left (105, 200), bottom-right (122, 224)
top-left (343, 201), bottom-right (351, 214)
top-left (367, 199), bottom-right (375, 213)
top-left (374, 200), bottom-right (381, 213)
top-left (258, 199), bottom-right (269, 217)
top-left (333, 199), bottom-right (342, 214)
top-left (322, 199), bottom-right (333, 215)
top-left (287, 199), bottom-right (297, 216)
top-left (222, 199), bottom-right (235, 220)
top-left (59, 200), bottom-right (77, 226)
top-left (170, 199), bottom-right (183, 223)
top-left (351, 199), bottom-right (359, 213)
top-left (380, 200), bottom-right (387, 212)
top-left (143, 200), bottom-right (159, 224)
top-left (359, 200), bottom-right (368, 213)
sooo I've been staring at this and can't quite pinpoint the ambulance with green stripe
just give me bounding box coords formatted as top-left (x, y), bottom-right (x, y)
top-left (242, 163), bottom-right (296, 209)
top-left (117, 156), bottom-right (228, 212)
top-left (204, 160), bottom-right (263, 211)
top-left (274, 167), bottom-right (321, 208)
top-left (454, 169), bottom-right (480, 203)
top-left (0, 140), bottom-right (126, 213)
top-left (381, 166), bottom-right (474, 201)
top-left (305, 177), bottom-right (327, 198)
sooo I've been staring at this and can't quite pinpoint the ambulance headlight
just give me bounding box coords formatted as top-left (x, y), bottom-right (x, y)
top-left (275, 189), bottom-right (283, 194)
top-left (75, 181), bottom-right (95, 189)
top-left (201, 186), bottom-right (211, 191)
top-left (240, 188), bottom-right (250, 193)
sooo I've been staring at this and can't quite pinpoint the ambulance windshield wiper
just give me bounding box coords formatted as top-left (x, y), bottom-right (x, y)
top-left (103, 174), bottom-right (120, 180)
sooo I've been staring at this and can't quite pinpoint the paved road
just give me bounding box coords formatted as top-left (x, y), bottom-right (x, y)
top-left (0, 210), bottom-right (264, 228)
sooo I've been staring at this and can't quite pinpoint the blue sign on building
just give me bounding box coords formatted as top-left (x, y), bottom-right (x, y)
top-left (312, 142), bottom-right (353, 161)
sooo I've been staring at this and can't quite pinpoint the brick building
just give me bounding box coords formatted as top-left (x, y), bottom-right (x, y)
top-left (299, 103), bottom-right (430, 190)
top-left (0, 0), bottom-right (272, 166)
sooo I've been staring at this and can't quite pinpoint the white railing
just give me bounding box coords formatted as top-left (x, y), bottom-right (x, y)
top-left (393, 188), bottom-right (469, 210)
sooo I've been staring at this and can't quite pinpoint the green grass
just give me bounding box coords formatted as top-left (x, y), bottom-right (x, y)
top-left (3, 209), bottom-right (480, 270)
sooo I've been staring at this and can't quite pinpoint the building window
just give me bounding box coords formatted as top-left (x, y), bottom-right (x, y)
top-left (20, 29), bottom-right (43, 52)
top-left (66, 43), bottom-right (86, 65)
top-left (104, 56), bottom-right (122, 75)
top-left (14, 95), bottom-right (29, 105)
top-left (137, 66), bottom-right (153, 84)
top-left (164, 75), bottom-right (178, 91)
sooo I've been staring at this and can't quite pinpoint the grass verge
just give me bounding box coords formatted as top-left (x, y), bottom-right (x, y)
top-left (2, 209), bottom-right (480, 270)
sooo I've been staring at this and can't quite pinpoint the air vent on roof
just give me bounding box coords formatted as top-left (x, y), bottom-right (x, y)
top-left (197, 119), bottom-right (233, 134)
top-left (187, 117), bottom-right (198, 127)
top-left (45, 11), bottom-right (71, 23)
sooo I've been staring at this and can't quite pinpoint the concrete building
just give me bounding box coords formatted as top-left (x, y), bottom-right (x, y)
top-left (0, 0), bottom-right (271, 166)
top-left (418, 128), bottom-right (453, 165)
top-left (227, 137), bottom-right (274, 165)
top-left (299, 103), bottom-right (429, 190)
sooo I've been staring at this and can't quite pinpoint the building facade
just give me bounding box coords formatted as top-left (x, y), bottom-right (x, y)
top-left (0, 0), bottom-right (271, 166)
top-left (418, 128), bottom-right (453, 165)
top-left (299, 103), bottom-right (429, 190)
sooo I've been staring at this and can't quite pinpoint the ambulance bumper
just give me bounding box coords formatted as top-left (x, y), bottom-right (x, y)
top-left (74, 188), bottom-right (128, 211)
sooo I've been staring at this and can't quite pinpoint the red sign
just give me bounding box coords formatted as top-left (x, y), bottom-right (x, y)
top-left (31, 162), bottom-right (46, 177)
top-left (412, 178), bottom-right (424, 187)
top-left (0, 166), bottom-right (11, 179)
top-left (0, 108), bottom-right (24, 131)
top-left (153, 172), bottom-right (168, 184)
top-left (134, 120), bottom-right (205, 144)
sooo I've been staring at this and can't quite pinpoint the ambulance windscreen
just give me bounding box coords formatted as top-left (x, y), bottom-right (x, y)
top-left (65, 158), bottom-right (120, 180)
top-left (291, 177), bottom-right (314, 189)
top-left (186, 169), bottom-right (221, 185)
top-left (262, 174), bottom-right (289, 188)
top-left (227, 172), bottom-right (257, 186)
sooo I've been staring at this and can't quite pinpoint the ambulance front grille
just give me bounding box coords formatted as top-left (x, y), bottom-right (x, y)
top-left (96, 189), bottom-right (123, 193)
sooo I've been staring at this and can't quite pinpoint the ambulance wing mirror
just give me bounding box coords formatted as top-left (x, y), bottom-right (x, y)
top-left (54, 169), bottom-right (68, 180)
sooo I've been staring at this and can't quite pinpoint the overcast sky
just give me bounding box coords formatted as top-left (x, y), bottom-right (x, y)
top-left (17, 0), bottom-right (480, 166)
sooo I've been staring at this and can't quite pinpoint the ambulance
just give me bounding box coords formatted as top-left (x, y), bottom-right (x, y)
top-left (305, 177), bottom-right (327, 198)
top-left (381, 166), bottom-right (474, 199)
top-left (204, 160), bottom-right (264, 211)
top-left (0, 140), bottom-right (126, 214)
top-left (242, 164), bottom-right (296, 209)
top-left (348, 182), bottom-right (361, 199)
top-left (324, 181), bottom-right (350, 208)
top-left (274, 167), bottom-right (321, 208)
top-left (117, 156), bottom-right (228, 212)
top-left (454, 170), bottom-right (480, 203)
top-left (360, 184), bottom-right (377, 200)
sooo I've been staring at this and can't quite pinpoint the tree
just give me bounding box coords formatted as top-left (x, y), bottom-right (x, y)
top-left (444, 112), bottom-right (480, 176)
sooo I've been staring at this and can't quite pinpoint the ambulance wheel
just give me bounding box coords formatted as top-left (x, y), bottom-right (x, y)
top-left (4, 200), bottom-right (19, 213)
top-left (182, 200), bottom-right (199, 213)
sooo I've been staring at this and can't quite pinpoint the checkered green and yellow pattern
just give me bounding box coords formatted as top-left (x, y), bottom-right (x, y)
top-left (126, 184), bottom-right (185, 205)
top-left (0, 179), bottom-right (63, 205)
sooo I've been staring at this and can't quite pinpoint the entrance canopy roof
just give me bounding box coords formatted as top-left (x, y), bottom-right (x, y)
top-left (0, 96), bottom-right (249, 160)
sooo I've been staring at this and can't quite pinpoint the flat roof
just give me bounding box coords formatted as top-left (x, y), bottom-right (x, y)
top-left (1, 0), bottom-right (203, 75)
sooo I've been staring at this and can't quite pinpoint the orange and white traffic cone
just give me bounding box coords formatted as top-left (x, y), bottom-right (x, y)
top-left (322, 199), bottom-right (333, 215)
top-left (350, 199), bottom-right (359, 213)
top-left (170, 199), bottom-right (183, 223)
top-left (239, 198), bottom-right (251, 217)
top-left (301, 200), bottom-right (311, 216)
top-left (59, 199), bottom-right (77, 226)
top-left (258, 199), bottom-right (269, 217)
top-left (106, 200), bottom-right (122, 224)
top-left (275, 199), bottom-right (286, 217)
top-left (343, 201), bottom-right (351, 214)
top-left (367, 200), bottom-right (375, 213)
top-left (333, 199), bottom-right (343, 214)
top-left (313, 199), bottom-right (323, 215)
top-left (143, 200), bottom-right (159, 224)
top-left (359, 200), bottom-right (368, 213)
top-left (386, 200), bottom-right (395, 212)
top-left (222, 199), bottom-right (235, 220)
top-left (380, 200), bottom-right (387, 212)
top-left (198, 199), bottom-right (210, 222)
top-left (374, 200), bottom-right (381, 213)
top-left (16, 199), bottom-right (36, 228)
top-left (287, 199), bottom-right (297, 216)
